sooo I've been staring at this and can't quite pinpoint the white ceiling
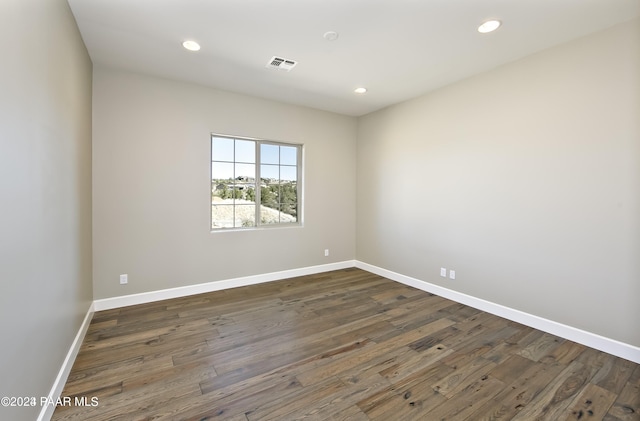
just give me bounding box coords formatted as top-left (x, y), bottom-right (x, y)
top-left (67, 0), bottom-right (640, 116)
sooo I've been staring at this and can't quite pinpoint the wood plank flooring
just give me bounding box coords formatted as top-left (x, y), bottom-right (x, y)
top-left (52, 268), bottom-right (639, 420)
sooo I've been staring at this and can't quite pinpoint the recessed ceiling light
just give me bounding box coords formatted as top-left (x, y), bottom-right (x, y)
top-left (354, 87), bottom-right (367, 94)
top-left (478, 20), bottom-right (501, 34)
top-left (182, 40), bottom-right (201, 51)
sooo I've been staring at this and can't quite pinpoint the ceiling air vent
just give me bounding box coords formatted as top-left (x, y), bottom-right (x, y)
top-left (266, 56), bottom-right (298, 72)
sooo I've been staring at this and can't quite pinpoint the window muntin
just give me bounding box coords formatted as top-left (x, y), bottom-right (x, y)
top-left (211, 134), bottom-right (301, 230)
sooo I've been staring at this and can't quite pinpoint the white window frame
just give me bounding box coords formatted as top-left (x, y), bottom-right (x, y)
top-left (210, 133), bottom-right (303, 231)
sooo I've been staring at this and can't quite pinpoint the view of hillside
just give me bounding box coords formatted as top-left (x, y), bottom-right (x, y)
top-left (211, 178), bottom-right (298, 228)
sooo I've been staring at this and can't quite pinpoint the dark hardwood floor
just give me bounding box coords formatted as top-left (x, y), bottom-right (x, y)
top-left (52, 268), bottom-right (639, 420)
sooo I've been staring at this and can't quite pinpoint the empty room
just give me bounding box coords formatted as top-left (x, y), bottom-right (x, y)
top-left (1, 0), bottom-right (639, 420)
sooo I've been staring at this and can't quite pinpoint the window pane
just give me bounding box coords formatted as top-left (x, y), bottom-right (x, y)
top-left (235, 163), bottom-right (255, 180)
top-left (261, 143), bottom-right (279, 164)
top-left (280, 165), bottom-right (297, 182)
top-left (261, 164), bottom-right (279, 181)
top-left (281, 146), bottom-right (297, 165)
top-left (212, 137), bottom-right (234, 161)
top-left (212, 205), bottom-right (235, 229)
top-left (235, 140), bottom-right (255, 163)
top-left (212, 162), bottom-right (234, 181)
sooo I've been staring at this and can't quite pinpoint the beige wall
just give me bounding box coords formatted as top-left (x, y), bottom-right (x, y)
top-left (357, 19), bottom-right (640, 347)
top-left (92, 67), bottom-right (357, 299)
top-left (0, 0), bottom-right (93, 419)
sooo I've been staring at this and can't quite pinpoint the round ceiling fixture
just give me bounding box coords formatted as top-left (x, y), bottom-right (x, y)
top-left (478, 20), bottom-right (501, 33)
top-left (354, 87), bottom-right (367, 94)
top-left (182, 40), bottom-right (201, 51)
top-left (323, 31), bottom-right (339, 41)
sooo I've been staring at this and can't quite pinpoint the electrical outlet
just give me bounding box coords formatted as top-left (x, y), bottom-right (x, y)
top-left (449, 270), bottom-right (456, 280)
top-left (324, 249), bottom-right (329, 257)
top-left (440, 268), bottom-right (447, 277)
top-left (120, 274), bottom-right (128, 285)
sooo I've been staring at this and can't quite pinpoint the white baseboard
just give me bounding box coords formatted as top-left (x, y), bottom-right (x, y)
top-left (39, 261), bottom-right (354, 420)
top-left (45, 258), bottom-right (637, 421)
top-left (356, 261), bottom-right (640, 364)
top-left (94, 260), bottom-right (356, 311)
top-left (38, 303), bottom-right (95, 421)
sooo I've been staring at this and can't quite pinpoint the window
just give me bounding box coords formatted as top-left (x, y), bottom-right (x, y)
top-left (211, 134), bottom-right (302, 230)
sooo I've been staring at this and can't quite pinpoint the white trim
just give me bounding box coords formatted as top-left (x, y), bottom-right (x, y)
top-left (43, 258), bottom-right (638, 421)
top-left (38, 303), bottom-right (95, 421)
top-left (356, 261), bottom-right (640, 364)
top-left (94, 261), bottom-right (356, 311)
